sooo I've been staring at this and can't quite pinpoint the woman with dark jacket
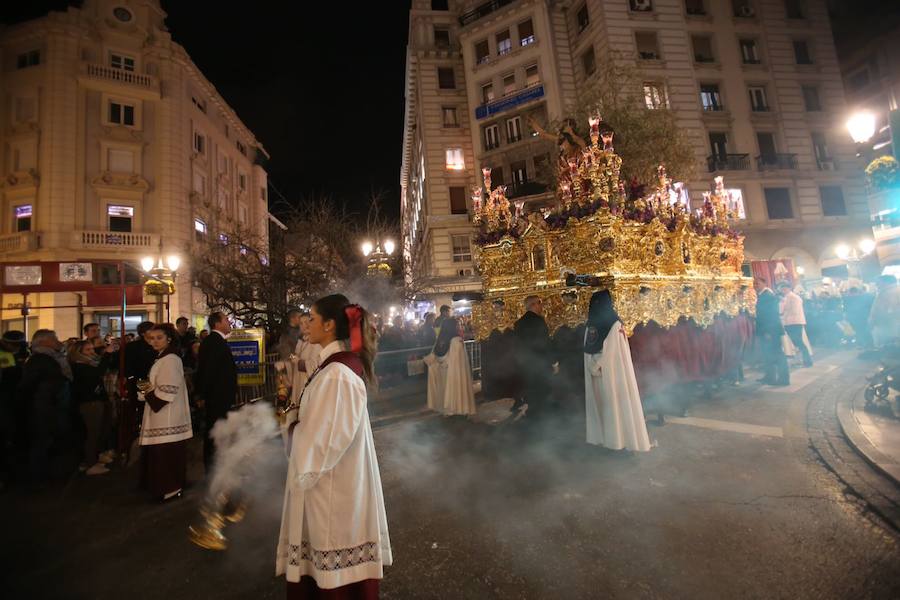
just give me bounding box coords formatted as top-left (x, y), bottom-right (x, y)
top-left (68, 340), bottom-right (116, 475)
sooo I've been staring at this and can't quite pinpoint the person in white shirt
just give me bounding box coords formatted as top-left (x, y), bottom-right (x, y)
top-left (137, 323), bottom-right (192, 501)
top-left (583, 290), bottom-right (652, 452)
top-left (423, 317), bottom-right (476, 416)
top-left (277, 294), bottom-right (391, 598)
top-left (777, 282), bottom-right (813, 367)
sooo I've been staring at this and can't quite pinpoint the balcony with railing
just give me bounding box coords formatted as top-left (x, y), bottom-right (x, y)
top-left (756, 153), bottom-right (797, 170)
top-left (459, 0), bottom-right (517, 27)
top-left (80, 63), bottom-right (159, 95)
top-left (0, 231), bottom-right (39, 254)
top-left (707, 154), bottom-right (750, 172)
top-left (475, 84), bottom-right (544, 120)
top-left (74, 230), bottom-right (159, 250)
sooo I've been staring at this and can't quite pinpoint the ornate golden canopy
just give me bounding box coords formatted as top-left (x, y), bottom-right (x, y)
top-left (470, 117), bottom-right (755, 340)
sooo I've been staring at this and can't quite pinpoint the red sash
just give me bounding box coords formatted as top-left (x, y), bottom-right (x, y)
top-left (287, 351), bottom-right (364, 444)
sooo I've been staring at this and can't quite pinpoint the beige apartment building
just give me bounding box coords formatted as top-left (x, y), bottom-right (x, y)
top-left (0, 0), bottom-right (269, 337)
top-left (402, 0), bottom-right (871, 312)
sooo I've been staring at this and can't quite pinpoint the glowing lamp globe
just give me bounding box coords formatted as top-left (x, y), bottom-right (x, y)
top-left (859, 239), bottom-right (876, 255)
top-left (835, 244), bottom-right (851, 260)
top-left (361, 241), bottom-right (373, 257)
top-left (166, 255), bottom-right (181, 272)
top-left (846, 111), bottom-right (876, 144)
top-left (384, 240), bottom-right (395, 255)
top-left (141, 256), bottom-right (155, 272)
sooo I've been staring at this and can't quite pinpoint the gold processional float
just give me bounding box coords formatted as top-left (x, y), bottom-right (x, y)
top-left (470, 115), bottom-right (755, 339)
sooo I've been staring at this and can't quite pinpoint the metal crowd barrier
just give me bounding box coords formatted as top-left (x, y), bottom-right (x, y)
top-left (232, 342), bottom-right (483, 403)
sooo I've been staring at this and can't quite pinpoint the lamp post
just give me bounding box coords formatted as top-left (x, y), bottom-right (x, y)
top-left (847, 110), bottom-right (877, 150)
top-left (140, 253), bottom-right (180, 322)
top-left (834, 239), bottom-right (876, 280)
top-left (361, 238), bottom-right (395, 277)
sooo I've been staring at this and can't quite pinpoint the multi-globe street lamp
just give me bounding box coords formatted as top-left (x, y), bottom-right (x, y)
top-left (834, 239), bottom-right (876, 280)
top-left (361, 238), bottom-right (395, 276)
top-left (140, 253), bottom-right (181, 322)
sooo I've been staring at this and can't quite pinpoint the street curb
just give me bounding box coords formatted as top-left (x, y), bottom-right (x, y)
top-left (836, 387), bottom-right (900, 487)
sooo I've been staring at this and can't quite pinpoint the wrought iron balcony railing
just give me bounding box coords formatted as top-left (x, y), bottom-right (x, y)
top-left (459, 0), bottom-right (516, 26)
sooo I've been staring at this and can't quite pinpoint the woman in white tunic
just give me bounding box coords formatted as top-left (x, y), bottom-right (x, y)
top-left (583, 290), bottom-right (652, 452)
top-left (423, 318), bottom-right (476, 416)
top-left (277, 294), bottom-right (391, 599)
top-left (138, 323), bottom-right (193, 500)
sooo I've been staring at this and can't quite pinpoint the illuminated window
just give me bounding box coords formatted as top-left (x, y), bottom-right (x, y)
top-left (446, 148), bottom-right (465, 170)
top-left (15, 205), bottom-right (32, 232)
top-left (107, 205), bottom-right (134, 232)
top-left (519, 19), bottom-right (535, 46)
top-left (452, 234), bottom-right (472, 262)
top-left (643, 82), bottom-right (668, 109)
top-left (496, 30), bottom-right (512, 56)
top-left (194, 219), bottom-right (207, 242)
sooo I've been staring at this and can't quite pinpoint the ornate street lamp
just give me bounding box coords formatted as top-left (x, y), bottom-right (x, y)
top-left (141, 253), bottom-right (180, 321)
top-left (361, 238), bottom-right (395, 276)
top-left (834, 239), bottom-right (875, 280)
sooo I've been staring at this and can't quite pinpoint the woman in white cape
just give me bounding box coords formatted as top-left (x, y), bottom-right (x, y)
top-left (277, 294), bottom-right (391, 599)
top-left (583, 290), bottom-right (652, 452)
top-left (423, 317), bottom-right (476, 416)
top-left (137, 323), bottom-right (193, 500)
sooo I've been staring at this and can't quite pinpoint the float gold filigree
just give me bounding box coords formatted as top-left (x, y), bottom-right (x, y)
top-left (471, 116), bottom-right (755, 340)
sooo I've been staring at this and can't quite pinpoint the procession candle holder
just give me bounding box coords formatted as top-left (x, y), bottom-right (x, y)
top-left (482, 167), bottom-right (492, 192)
top-left (589, 114), bottom-right (601, 147)
top-left (472, 186), bottom-right (483, 223)
top-left (601, 130), bottom-right (614, 152)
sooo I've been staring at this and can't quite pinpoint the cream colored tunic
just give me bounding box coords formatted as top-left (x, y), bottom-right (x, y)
top-left (276, 341), bottom-right (392, 588)
top-left (138, 353), bottom-right (193, 446)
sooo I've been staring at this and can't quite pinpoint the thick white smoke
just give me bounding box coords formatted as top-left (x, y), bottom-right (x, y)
top-left (207, 402), bottom-right (279, 502)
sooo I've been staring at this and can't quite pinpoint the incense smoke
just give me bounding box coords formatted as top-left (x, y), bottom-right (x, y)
top-left (207, 402), bottom-right (279, 502)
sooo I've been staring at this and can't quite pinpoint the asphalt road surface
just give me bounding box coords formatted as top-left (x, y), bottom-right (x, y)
top-left (3, 351), bottom-right (899, 599)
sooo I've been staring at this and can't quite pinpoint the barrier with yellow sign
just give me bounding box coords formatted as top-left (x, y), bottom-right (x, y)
top-left (227, 328), bottom-right (266, 386)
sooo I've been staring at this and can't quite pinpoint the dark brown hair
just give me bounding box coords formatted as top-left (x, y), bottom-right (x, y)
top-left (312, 294), bottom-right (377, 384)
top-left (148, 323), bottom-right (180, 354)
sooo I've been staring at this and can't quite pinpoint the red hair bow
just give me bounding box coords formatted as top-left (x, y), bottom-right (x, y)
top-left (344, 304), bottom-right (364, 353)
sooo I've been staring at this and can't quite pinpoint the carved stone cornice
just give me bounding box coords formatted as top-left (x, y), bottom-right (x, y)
top-left (90, 171), bottom-right (150, 192)
top-left (1, 169), bottom-right (40, 190)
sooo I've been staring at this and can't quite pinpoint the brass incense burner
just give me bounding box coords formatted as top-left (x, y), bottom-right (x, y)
top-left (188, 493), bottom-right (247, 551)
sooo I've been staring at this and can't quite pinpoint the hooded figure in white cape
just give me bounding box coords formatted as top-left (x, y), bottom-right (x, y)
top-left (423, 317), bottom-right (476, 416)
top-left (583, 290), bottom-right (652, 451)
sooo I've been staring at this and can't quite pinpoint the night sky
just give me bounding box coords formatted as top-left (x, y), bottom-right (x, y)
top-left (3, 1), bottom-right (894, 224)
top-left (1, 1), bottom-right (412, 221)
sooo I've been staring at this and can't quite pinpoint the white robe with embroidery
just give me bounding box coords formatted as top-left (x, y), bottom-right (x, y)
top-left (138, 353), bottom-right (192, 446)
top-left (423, 337), bottom-right (475, 416)
top-left (276, 341), bottom-right (392, 588)
top-left (584, 321), bottom-right (652, 451)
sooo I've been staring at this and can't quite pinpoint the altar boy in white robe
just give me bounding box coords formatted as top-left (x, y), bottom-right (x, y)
top-left (423, 318), bottom-right (476, 416)
top-left (583, 290), bottom-right (652, 452)
top-left (277, 294), bottom-right (391, 599)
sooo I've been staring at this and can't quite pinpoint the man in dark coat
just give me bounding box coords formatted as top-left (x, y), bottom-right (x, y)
top-left (195, 311), bottom-right (238, 472)
top-left (513, 295), bottom-right (556, 420)
top-left (122, 321), bottom-right (157, 458)
top-left (755, 278), bottom-right (789, 386)
top-left (18, 330), bottom-right (71, 484)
